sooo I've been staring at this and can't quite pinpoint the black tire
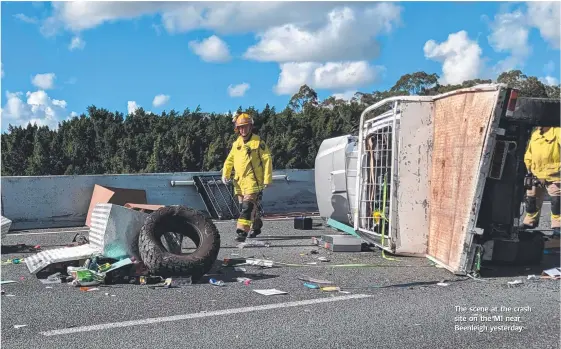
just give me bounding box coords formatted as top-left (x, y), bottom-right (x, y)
top-left (138, 205), bottom-right (221, 279)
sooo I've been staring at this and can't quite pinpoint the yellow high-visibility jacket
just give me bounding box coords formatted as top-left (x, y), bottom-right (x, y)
top-left (524, 127), bottom-right (561, 182)
top-left (222, 134), bottom-right (273, 195)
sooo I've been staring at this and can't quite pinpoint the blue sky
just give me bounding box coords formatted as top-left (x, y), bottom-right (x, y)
top-left (1, 1), bottom-right (559, 131)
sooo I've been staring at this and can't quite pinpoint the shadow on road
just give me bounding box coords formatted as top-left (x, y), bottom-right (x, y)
top-left (480, 251), bottom-right (560, 278)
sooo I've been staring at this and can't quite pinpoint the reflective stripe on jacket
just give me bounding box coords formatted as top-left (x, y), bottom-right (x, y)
top-left (524, 127), bottom-right (561, 182)
top-left (222, 134), bottom-right (273, 195)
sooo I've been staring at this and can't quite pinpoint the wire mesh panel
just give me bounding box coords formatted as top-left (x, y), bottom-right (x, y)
top-left (193, 175), bottom-right (266, 221)
top-left (358, 123), bottom-right (395, 237)
top-left (193, 175), bottom-right (240, 220)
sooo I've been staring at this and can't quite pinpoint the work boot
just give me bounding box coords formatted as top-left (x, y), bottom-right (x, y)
top-left (248, 229), bottom-right (261, 238)
top-left (552, 228), bottom-right (560, 238)
top-left (235, 229), bottom-right (248, 242)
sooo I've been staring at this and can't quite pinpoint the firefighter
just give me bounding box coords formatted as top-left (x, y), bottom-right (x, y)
top-left (222, 112), bottom-right (273, 242)
top-left (522, 126), bottom-right (561, 237)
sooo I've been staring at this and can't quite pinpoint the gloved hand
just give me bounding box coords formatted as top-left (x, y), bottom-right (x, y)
top-left (222, 177), bottom-right (229, 184)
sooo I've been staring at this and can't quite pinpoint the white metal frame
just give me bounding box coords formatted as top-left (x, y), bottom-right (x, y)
top-left (353, 97), bottom-right (431, 250)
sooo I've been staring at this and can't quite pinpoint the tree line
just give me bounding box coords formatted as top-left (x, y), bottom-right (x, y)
top-left (1, 69), bottom-right (559, 176)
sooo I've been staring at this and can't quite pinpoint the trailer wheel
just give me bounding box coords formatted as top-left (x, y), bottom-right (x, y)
top-left (138, 205), bottom-right (221, 280)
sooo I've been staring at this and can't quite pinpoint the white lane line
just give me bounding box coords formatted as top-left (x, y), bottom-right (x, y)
top-left (9, 229), bottom-right (89, 237)
top-left (40, 294), bottom-right (371, 336)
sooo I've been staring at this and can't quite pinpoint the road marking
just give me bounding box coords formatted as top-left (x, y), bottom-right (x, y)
top-left (40, 294), bottom-right (372, 336)
top-left (8, 229), bottom-right (89, 236)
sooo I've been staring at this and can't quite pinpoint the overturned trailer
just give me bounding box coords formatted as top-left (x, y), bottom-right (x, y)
top-left (315, 84), bottom-right (560, 275)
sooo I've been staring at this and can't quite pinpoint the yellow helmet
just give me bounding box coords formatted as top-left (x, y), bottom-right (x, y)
top-left (233, 112), bottom-right (253, 129)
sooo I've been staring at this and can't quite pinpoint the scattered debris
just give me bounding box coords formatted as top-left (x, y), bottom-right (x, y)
top-left (234, 267), bottom-right (246, 272)
top-left (543, 267), bottom-right (561, 278)
top-left (304, 283), bottom-right (319, 289)
top-left (236, 277), bottom-right (252, 285)
top-left (237, 240), bottom-right (270, 248)
top-left (222, 258), bottom-right (247, 267)
top-left (245, 258), bottom-right (274, 268)
top-left (312, 235), bottom-right (362, 252)
top-left (527, 275), bottom-right (539, 280)
top-left (0, 280), bottom-right (16, 285)
top-left (209, 278), bottom-right (225, 286)
top-left (297, 276), bottom-right (333, 284)
top-left (508, 280), bottom-right (523, 286)
top-left (317, 257), bottom-right (330, 262)
top-left (320, 286), bottom-right (341, 292)
top-left (253, 289), bottom-right (287, 296)
top-left (14, 325), bottom-right (27, 329)
top-left (436, 282), bottom-right (449, 287)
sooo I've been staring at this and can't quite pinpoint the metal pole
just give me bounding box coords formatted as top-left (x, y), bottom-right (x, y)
top-left (170, 174), bottom-right (289, 186)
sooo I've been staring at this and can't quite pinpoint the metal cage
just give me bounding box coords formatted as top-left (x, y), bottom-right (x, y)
top-left (355, 104), bottom-right (401, 249)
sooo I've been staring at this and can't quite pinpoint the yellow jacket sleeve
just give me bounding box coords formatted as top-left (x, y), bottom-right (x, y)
top-left (260, 142), bottom-right (273, 185)
top-left (524, 140), bottom-right (532, 173)
top-left (222, 145), bottom-right (235, 179)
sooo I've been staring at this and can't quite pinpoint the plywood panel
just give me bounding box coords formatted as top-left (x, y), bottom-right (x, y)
top-left (395, 101), bottom-right (434, 255)
top-left (427, 90), bottom-right (499, 272)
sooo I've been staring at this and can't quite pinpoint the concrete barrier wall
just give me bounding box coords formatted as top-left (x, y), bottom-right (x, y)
top-left (1, 169), bottom-right (317, 230)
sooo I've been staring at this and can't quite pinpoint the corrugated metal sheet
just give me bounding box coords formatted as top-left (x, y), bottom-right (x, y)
top-left (25, 244), bottom-right (100, 274)
top-left (1, 216), bottom-right (12, 239)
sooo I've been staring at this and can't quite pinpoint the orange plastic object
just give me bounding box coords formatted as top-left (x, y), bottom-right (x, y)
top-left (85, 185), bottom-right (147, 226)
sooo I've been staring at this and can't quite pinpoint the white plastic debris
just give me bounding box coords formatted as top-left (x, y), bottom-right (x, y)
top-left (508, 280), bottom-right (523, 286)
top-left (253, 289), bottom-right (287, 296)
top-left (245, 258), bottom-right (273, 268)
top-left (237, 240), bottom-right (270, 249)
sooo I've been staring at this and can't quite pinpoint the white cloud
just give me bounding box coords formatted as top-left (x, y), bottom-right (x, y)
top-left (1, 90), bottom-right (68, 130)
top-left (69, 36), bottom-right (85, 51)
top-left (32, 73), bottom-right (56, 90)
top-left (38, 2), bottom-right (401, 42)
top-left (42, 2), bottom-right (346, 36)
top-left (484, 2), bottom-right (560, 72)
top-left (41, 2), bottom-right (167, 34)
top-left (152, 94), bottom-right (170, 107)
top-left (424, 31), bottom-right (483, 85)
top-left (244, 4), bottom-right (401, 63)
top-left (188, 35), bottom-right (231, 63)
top-left (487, 9), bottom-right (531, 72)
top-left (14, 13), bottom-right (38, 24)
top-left (332, 90), bottom-right (357, 101)
top-left (274, 61), bottom-right (381, 95)
top-left (127, 101), bottom-right (139, 115)
top-left (527, 1), bottom-right (560, 49)
top-left (228, 83), bottom-right (250, 97)
top-left (540, 76), bottom-right (560, 86)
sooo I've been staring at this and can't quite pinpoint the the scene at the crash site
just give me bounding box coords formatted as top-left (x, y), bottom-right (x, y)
top-left (1, 1), bottom-right (560, 348)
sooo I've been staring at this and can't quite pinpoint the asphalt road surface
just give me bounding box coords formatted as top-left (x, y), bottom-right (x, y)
top-left (1, 216), bottom-right (559, 349)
